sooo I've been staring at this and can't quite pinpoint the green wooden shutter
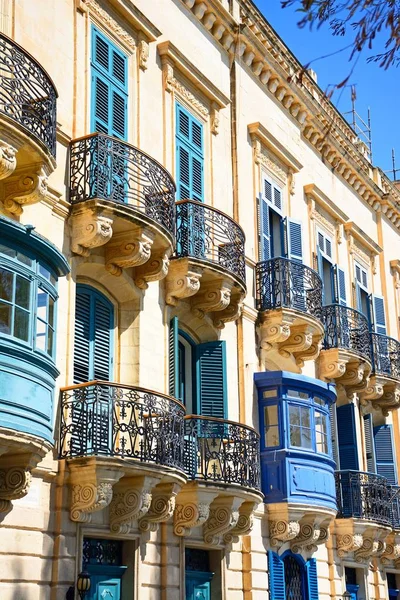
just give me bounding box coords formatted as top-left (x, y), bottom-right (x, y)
top-left (371, 294), bottom-right (387, 335)
top-left (337, 404), bottom-right (359, 470)
top-left (363, 414), bottom-right (376, 473)
top-left (73, 290), bottom-right (91, 384)
top-left (176, 103), bottom-right (204, 202)
top-left (268, 551), bottom-right (285, 600)
top-left (169, 317), bottom-right (179, 398)
top-left (332, 265), bottom-right (347, 306)
top-left (285, 219), bottom-right (303, 263)
top-left (195, 341), bottom-right (227, 418)
top-left (305, 558), bottom-right (319, 600)
top-left (374, 424), bottom-right (397, 484)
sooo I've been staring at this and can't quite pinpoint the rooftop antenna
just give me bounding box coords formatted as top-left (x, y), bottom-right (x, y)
top-left (384, 148), bottom-right (400, 181)
top-left (343, 85), bottom-right (373, 162)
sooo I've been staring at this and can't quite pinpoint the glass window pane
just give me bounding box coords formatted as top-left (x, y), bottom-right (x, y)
top-left (14, 308), bottom-right (30, 341)
top-left (302, 428), bottom-right (312, 449)
top-left (289, 405), bottom-right (300, 425)
top-left (314, 396), bottom-right (324, 405)
top-left (263, 389), bottom-right (277, 398)
top-left (15, 275), bottom-right (31, 309)
top-left (37, 290), bottom-right (48, 320)
top-left (290, 426), bottom-right (301, 447)
top-left (0, 303), bottom-right (11, 334)
top-left (0, 269), bottom-right (13, 301)
top-left (0, 244), bottom-right (16, 257)
top-left (265, 405), bottom-right (278, 427)
top-left (48, 297), bottom-right (55, 327)
top-left (266, 426), bottom-right (279, 447)
top-left (36, 318), bottom-right (46, 350)
top-left (39, 264), bottom-right (51, 280)
top-left (16, 251), bottom-right (32, 266)
top-left (47, 327), bottom-right (54, 356)
top-left (287, 389), bottom-right (308, 400)
top-left (300, 406), bottom-right (310, 428)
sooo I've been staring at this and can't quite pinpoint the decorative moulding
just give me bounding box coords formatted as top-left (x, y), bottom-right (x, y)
top-left (248, 122), bottom-right (303, 173)
top-left (344, 221), bottom-right (382, 256)
top-left (304, 184), bottom-right (349, 224)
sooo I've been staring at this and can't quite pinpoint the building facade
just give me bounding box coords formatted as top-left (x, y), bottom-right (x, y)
top-left (0, 0), bottom-right (400, 599)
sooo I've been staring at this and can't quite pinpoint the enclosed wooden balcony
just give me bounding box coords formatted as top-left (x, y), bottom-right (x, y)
top-left (255, 258), bottom-right (324, 372)
top-left (59, 381), bottom-right (187, 532)
top-left (334, 470), bottom-right (394, 560)
top-left (174, 416), bottom-right (262, 545)
top-left (69, 134), bottom-right (176, 288)
top-left (319, 305), bottom-right (372, 399)
top-left (0, 34), bottom-right (57, 215)
top-left (165, 200), bottom-right (246, 328)
top-left (361, 334), bottom-right (400, 413)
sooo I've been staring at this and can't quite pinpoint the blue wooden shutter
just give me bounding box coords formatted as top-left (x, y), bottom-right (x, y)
top-left (374, 425), bottom-right (397, 484)
top-left (259, 193), bottom-right (271, 260)
top-left (370, 295), bottom-right (387, 335)
top-left (363, 414), bottom-right (376, 473)
top-left (329, 404), bottom-right (339, 468)
top-left (169, 317), bottom-right (179, 398)
top-left (337, 404), bottom-right (359, 470)
top-left (332, 265), bottom-right (347, 305)
top-left (91, 27), bottom-right (128, 139)
top-left (176, 103), bottom-right (204, 202)
top-left (93, 295), bottom-right (113, 381)
top-left (73, 289), bottom-right (91, 384)
top-left (285, 219), bottom-right (303, 263)
top-left (195, 341), bottom-right (227, 418)
top-left (267, 551), bottom-right (285, 600)
top-left (305, 558), bottom-right (319, 600)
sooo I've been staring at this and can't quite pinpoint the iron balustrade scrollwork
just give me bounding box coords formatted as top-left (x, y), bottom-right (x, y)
top-left (175, 200), bottom-right (246, 286)
top-left (0, 33), bottom-right (57, 156)
top-left (335, 470), bottom-right (392, 526)
top-left (59, 381), bottom-right (185, 471)
top-left (371, 332), bottom-right (400, 380)
top-left (322, 304), bottom-right (372, 361)
top-left (69, 133), bottom-right (176, 235)
top-left (255, 257), bottom-right (323, 318)
top-left (183, 415), bottom-right (261, 492)
top-left (390, 485), bottom-right (400, 530)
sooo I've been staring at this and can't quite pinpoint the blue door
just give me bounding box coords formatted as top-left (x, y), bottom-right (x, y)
top-left (346, 584), bottom-right (359, 600)
top-left (87, 566), bottom-right (126, 600)
top-left (186, 571), bottom-right (213, 600)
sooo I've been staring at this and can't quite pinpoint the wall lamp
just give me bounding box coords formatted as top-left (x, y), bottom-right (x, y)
top-left (76, 571), bottom-right (91, 599)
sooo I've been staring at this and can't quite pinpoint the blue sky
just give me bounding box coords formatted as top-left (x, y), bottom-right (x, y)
top-left (253, 0), bottom-right (400, 177)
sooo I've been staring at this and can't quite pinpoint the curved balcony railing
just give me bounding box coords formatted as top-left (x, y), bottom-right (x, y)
top-left (183, 416), bottom-right (261, 492)
top-left (255, 257), bottom-right (323, 318)
top-left (175, 200), bottom-right (246, 287)
top-left (69, 133), bottom-right (176, 235)
top-left (390, 486), bottom-right (400, 530)
top-left (335, 470), bottom-right (392, 526)
top-left (322, 304), bottom-right (372, 361)
top-left (0, 34), bottom-right (57, 156)
top-left (59, 381), bottom-right (185, 471)
top-left (371, 333), bottom-right (400, 380)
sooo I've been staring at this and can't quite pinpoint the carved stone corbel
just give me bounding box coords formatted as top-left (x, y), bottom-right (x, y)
top-left (203, 495), bottom-right (242, 546)
top-left (291, 518), bottom-right (321, 553)
top-left (318, 349), bottom-right (347, 380)
top-left (135, 253), bottom-right (170, 289)
top-left (0, 142), bottom-right (17, 180)
top-left (138, 39), bottom-right (149, 71)
top-left (174, 485), bottom-right (219, 537)
top-left (105, 230), bottom-right (154, 276)
top-left (2, 167), bottom-right (48, 215)
top-left (211, 102), bottom-right (220, 135)
top-left (340, 361), bottom-right (370, 397)
top-left (139, 482), bottom-right (181, 532)
top-left (360, 376), bottom-right (385, 401)
top-left (70, 211), bottom-right (113, 256)
top-left (69, 462), bottom-right (124, 523)
top-left (0, 466), bottom-right (32, 514)
top-left (280, 328), bottom-right (313, 357)
top-left (269, 520), bottom-right (300, 548)
top-left (191, 280), bottom-right (232, 318)
top-left (109, 475), bottom-right (159, 534)
top-left (336, 533), bottom-right (364, 558)
top-left (374, 383), bottom-right (400, 415)
top-left (165, 260), bottom-right (203, 306)
top-left (224, 501), bottom-right (257, 544)
top-left (212, 299), bottom-right (243, 329)
top-left (381, 534), bottom-right (400, 564)
top-left (354, 535), bottom-right (382, 563)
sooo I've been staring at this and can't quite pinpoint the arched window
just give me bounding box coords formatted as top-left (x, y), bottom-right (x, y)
top-left (268, 551), bottom-right (318, 600)
top-left (284, 554), bottom-right (305, 600)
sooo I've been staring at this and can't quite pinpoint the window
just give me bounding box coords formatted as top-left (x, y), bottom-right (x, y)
top-left (316, 229), bottom-right (347, 306)
top-left (268, 551), bottom-right (318, 600)
top-left (169, 317), bottom-right (227, 418)
top-left (91, 26), bottom-right (128, 138)
top-left (0, 244), bottom-right (57, 357)
top-left (176, 103), bottom-right (204, 201)
top-left (264, 404), bottom-right (279, 447)
top-left (289, 404), bottom-right (312, 449)
top-left (374, 424), bottom-right (397, 484)
top-left (354, 261), bottom-right (369, 316)
top-left (337, 404), bottom-right (359, 470)
top-left (315, 410), bottom-right (328, 454)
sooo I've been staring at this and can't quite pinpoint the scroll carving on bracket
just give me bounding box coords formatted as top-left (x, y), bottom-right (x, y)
top-left (139, 482), bottom-right (181, 533)
top-left (192, 281), bottom-right (233, 318)
top-left (224, 501), bottom-right (257, 544)
top-left (105, 231), bottom-right (154, 276)
top-left (212, 299), bottom-right (243, 330)
top-left (109, 476), bottom-right (159, 534)
top-left (269, 519), bottom-right (300, 548)
top-left (381, 536), bottom-right (400, 565)
top-left (162, 62), bottom-right (209, 119)
top-left (135, 253), bottom-right (170, 289)
top-left (2, 167), bottom-right (48, 215)
top-left (174, 502), bottom-right (211, 537)
top-left (70, 211), bottom-right (113, 256)
top-left (165, 261), bottom-right (203, 306)
top-left (77, 0), bottom-right (136, 51)
top-left (354, 536), bottom-right (385, 564)
top-left (0, 466), bottom-right (32, 514)
top-left (0, 142), bottom-right (17, 180)
top-left (336, 533), bottom-right (364, 558)
top-left (203, 496), bottom-right (242, 547)
top-left (68, 464), bottom-right (124, 523)
top-left (138, 39), bottom-right (149, 70)
top-left (291, 520), bottom-right (321, 554)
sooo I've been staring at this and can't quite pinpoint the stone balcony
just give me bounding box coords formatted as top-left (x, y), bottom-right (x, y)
top-left (255, 258), bottom-right (324, 372)
top-left (165, 200), bottom-right (246, 328)
top-left (319, 304), bottom-right (372, 399)
top-left (69, 134), bottom-right (176, 288)
top-left (59, 381), bottom-right (187, 533)
top-left (173, 416), bottom-right (263, 545)
top-left (0, 34), bottom-right (57, 216)
top-left (334, 470), bottom-right (394, 563)
top-left (361, 333), bottom-right (400, 414)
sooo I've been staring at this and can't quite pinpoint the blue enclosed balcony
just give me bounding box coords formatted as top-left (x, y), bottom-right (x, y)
top-left (255, 371), bottom-right (337, 552)
top-left (0, 216), bottom-right (69, 513)
top-left (365, 333), bottom-right (400, 413)
top-left (255, 258), bottom-right (325, 373)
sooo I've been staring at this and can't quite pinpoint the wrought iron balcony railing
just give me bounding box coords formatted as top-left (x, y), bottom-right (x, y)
top-left (390, 486), bottom-right (400, 530)
top-left (371, 332), bottom-right (400, 380)
top-left (59, 381), bottom-right (185, 471)
top-left (335, 470), bottom-right (392, 526)
top-left (255, 257), bottom-right (323, 317)
top-left (0, 34), bottom-right (57, 156)
top-left (69, 133), bottom-right (176, 235)
top-left (322, 304), bottom-right (372, 361)
top-left (183, 416), bottom-right (261, 492)
top-left (175, 200), bottom-right (246, 286)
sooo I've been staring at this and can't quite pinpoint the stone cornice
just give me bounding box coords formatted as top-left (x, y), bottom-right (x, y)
top-left (304, 184), bottom-right (348, 224)
top-left (158, 41), bottom-right (230, 109)
top-left (248, 122), bottom-right (303, 173)
top-left (344, 222), bottom-right (382, 256)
